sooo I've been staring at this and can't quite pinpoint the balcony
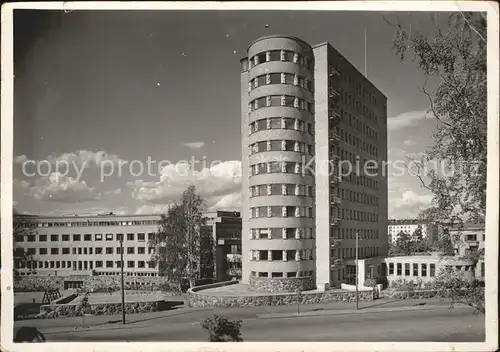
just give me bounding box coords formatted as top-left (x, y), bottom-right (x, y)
top-left (328, 66), bottom-right (340, 77)
top-left (329, 153), bottom-right (340, 161)
top-left (330, 175), bottom-right (341, 184)
top-left (329, 109), bottom-right (341, 123)
top-left (331, 258), bottom-right (344, 268)
top-left (226, 253), bottom-right (242, 263)
top-left (329, 131), bottom-right (341, 143)
top-left (330, 217), bottom-right (341, 226)
top-left (328, 88), bottom-right (340, 98)
top-left (330, 196), bottom-right (341, 205)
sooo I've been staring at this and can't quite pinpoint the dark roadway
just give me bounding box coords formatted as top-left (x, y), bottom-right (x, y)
top-left (44, 306), bottom-right (485, 342)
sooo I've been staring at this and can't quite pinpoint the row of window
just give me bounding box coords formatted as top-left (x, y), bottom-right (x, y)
top-left (250, 161), bottom-right (314, 176)
top-left (16, 259), bottom-right (156, 270)
top-left (341, 72), bottom-right (380, 107)
top-left (249, 73), bottom-right (313, 93)
top-left (250, 227), bottom-right (314, 240)
top-left (249, 117), bottom-right (313, 135)
top-left (249, 50), bottom-right (312, 70)
top-left (335, 128), bottom-right (378, 157)
top-left (250, 184), bottom-right (314, 198)
top-left (250, 249), bottom-right (314, 261)
top-left (250, 206), bottom-right (313, 219)
top-left (342, 110), bottom-right (379, 142)
top-left (337, 172), bottom-right (380, 190)
top-left (342, 91), bottom-right (380, 126)
top-left (330, 188), bottom-right (380, 207)
top-left (388, 262), bottom-right (436, 277)
top-left (330, 227), bottom-right (380, 240)
top-left (330, 246), bottom-right (379, 259)
top-left (330, 208), bottom-right (380, 223)
top-left (249, 95), bottom-right (314, 113)
top-left (24, 246), bottom-right (154, 256)
top-left (36, 220), bottom-right (158, 228)
top-left (16, 232), bottom-right (154, 243)
top-left (250, 270), bottom-right (314, 278)
top-left (249, 140), bottom-right (314, 155)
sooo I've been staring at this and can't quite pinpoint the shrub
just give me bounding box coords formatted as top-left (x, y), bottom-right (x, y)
top-left (363, 279), bottom-right (377, 287)
top-left (200, 315), bottom-right (243, 342)
top-left (432, 270), bottom-right (485, 314)
top-left (375, 276), bottom-right (389, 289)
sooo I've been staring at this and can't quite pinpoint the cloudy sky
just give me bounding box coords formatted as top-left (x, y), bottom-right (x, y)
top-left (11, 9), bottom-right (446, 218)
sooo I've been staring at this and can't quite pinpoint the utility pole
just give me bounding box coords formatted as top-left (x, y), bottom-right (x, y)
top-left (120, 238), bottom-right (126, 324)
top-left (355, 231), bottom-right (359, 311)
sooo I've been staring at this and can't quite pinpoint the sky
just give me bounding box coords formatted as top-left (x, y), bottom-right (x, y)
top-left (10, 9), bottom-right (449, 218)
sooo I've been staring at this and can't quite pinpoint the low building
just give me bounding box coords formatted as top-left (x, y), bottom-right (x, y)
top-left (384, 254), bottom-right (480, 286)
top-left (445, 222), bottom-right (485, 279)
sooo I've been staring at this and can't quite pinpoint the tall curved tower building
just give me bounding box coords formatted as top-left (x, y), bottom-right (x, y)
top-left (240, 36), bottom-right (316, 292)
top-left (241, 35), bottom-right (388, 293)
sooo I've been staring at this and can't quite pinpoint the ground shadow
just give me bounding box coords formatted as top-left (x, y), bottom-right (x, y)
top-left (14, 303), bottom-right (43, 320)
top-left (359, 299), bottom-right (428, 310)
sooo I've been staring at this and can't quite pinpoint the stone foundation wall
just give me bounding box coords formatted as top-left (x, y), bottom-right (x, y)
top-left (380, 289), bottom-right (440, 300)
top-left (188, 289), bottom-right (373, 308)
top-left (32, 300), bottom-right (161, 320)
top-left (249, 276), bottom-right (314, 293)
top-left (13, 275), bottom-right (177, 293)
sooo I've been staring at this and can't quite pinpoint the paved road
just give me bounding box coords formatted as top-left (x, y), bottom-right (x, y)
top-left (42, 307), bottom-right (484, 342)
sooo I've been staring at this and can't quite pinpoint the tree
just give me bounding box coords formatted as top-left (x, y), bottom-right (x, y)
top-left (432, 268), bottom-right (485, 314)
top-left (388, 13), bottom-right (487, 224)
top-left (149, 185), bottom-right (207, 289)
top-left (200, 315), bottom-right (243, 342)
top-left (12, 210), bottom-right (38, 280)
top-left (395, 231), bottom-right (413, 256)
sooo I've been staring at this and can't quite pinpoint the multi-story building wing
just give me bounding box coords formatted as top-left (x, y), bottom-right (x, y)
top-left (14, 211), bottom-right (242, 281)
top-left (388, 219), bottom-right (429, 243)
top-left (15, 213), bottom-right (160, 277)
top-left (313, 42), bottom-right (388, 290)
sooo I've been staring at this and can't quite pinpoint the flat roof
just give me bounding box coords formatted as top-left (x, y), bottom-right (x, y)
top-left (247, 34), bottom-right (312, 52)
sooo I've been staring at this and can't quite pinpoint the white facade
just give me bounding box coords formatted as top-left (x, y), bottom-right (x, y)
top-left (388, 222), bottom-right (428, 243)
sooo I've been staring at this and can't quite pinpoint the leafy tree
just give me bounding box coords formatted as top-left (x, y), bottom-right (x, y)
top-left (149, 185), bottom-right (207, 288)
top-left (11, 210), bottom-right (38, 280)
top-left (432, 268), bottom-right (485, 314)
top-left (395, 231), bottom-right (413, 256)
top-left (200, 315), bottom-right (243, 342)
top-left (388, 12), bottom-right (487, 224)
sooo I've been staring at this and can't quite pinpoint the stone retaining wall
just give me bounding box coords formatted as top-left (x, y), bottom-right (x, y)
top-left (34, 300), bottom-right (161, 319)
top-left (188, 287), bottom-right (373, 308)
top-left (14, 275), bottom-right (177, 294)
top-left (249, 276), bottom-right (314, 293)
top-left (380, 289), bottom-right (440, 299)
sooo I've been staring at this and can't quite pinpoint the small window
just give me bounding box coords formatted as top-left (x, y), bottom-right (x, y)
top-left (84, 234), bottom-right (92, 241)
top-left (396, 263), bottom-right (402, 276)
top-left (62, 234), bottom-right (70, 241)
top-left (138, 233), bottom-right (145, 241)
top-left (430, 264), bottom-right (435, 277)
top-left (95, 234), bottom-right (103, 241)
top-left (413, 263), bottom-right (418, 276)
top-left (106, 233), bottom-right (114, 241)
top-left (127, 247), bottom-right (135, 254)
top-left (50, 248), bottom-right (59, 255)
top-left (73, 234), bottom-right (81, 241)
top-left (421, 264), bottom-right (427, 277)
top-left (127, 233), bottom-right (134, 241)
top-left (50, 234), bottom-right (59, 242)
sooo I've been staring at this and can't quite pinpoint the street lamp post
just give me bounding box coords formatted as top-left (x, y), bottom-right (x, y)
top-left (355, 231), bottom-right (359, 311)
top-left (120, 238), bottom-right (126, 324)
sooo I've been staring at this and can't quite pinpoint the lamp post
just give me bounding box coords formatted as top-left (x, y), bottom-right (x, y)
top-left (120, 238), bottom-right (126, 324)
top-left (355, 231), bottom-right (359, 311)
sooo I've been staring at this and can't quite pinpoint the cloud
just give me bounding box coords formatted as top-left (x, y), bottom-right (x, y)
top-left (105, 188), bottom-right (122, 195)
top-left (133, 204), bottom-right (172, 215)
top-left (127, 160), bottom-right (242, 204)
top-left (206, 192), bottom-right (242, 212)
top-left (388, 109), bottom-right (431, 131)
top-left (389, 190), bottom-right (433, 219)
top-left (14, 150), bottom-right (125, 168)
top-left (403, 139), bottom-right (416, 146)
top-left (182, 142), bottom-right (205, 149)
top-left (14, 155), bottom-right (28, 164)
top-left (23, 172), bottom-right (101, 203)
